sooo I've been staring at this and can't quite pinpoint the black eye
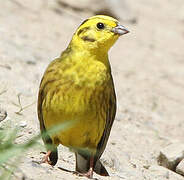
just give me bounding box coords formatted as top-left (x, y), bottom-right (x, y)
top-left (96, 22), bottom-right (105, 29)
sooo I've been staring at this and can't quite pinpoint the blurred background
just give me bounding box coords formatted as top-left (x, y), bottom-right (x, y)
top-left (0, 0), bottom-right (184, 179)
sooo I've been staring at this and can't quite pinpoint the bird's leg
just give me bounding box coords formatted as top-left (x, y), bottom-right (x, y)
top-left (40, 150), bottom-right (52, 165)
top-left (75, 156), bottom-right (94, 179)
top-left (85, 156), bottom-right (94, 178)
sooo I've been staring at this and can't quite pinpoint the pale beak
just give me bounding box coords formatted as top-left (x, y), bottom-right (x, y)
top-left (112, 24), bottom-right (129, 36)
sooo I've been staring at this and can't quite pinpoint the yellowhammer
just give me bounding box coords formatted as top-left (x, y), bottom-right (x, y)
top-left (37, 15), bottom-right (129, 178)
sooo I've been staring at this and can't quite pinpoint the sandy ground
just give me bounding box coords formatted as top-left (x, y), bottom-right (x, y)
top-left (1, 0), bottom-right (184, 179)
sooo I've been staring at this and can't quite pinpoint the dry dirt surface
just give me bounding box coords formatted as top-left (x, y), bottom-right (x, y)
top-left (1, 0), bottom-right (184, 179)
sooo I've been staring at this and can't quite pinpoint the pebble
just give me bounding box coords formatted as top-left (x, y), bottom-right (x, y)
top-left (0, 108), bottom-right (7, 122)
top-left (149, 165), bottom-right (184, 180)
top-left (20, 121), bottom-right (27, 128)
top-left (176, 159), bottom-right (184, 176)
top-left (158, 143), bottom-right (184, 171)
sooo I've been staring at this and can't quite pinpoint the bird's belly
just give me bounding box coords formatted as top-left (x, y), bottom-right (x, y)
top-left (42, 87), bottom-right (107, 151)
top-left (57, 115), bottom-right (104, 151)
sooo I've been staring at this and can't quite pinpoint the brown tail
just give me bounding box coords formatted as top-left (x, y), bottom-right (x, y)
top-left (42, 129), bottom-right (58, 166)
top-left (49, 148), bottom-right (58, 166)
top-left (75, 152), bottom-right (109, 176)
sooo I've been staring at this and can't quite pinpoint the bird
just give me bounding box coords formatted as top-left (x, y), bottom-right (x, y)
top-left (37, 15), bottom-right (129, 178)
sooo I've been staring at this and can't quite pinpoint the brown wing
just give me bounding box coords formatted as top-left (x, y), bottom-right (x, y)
top-left (95, 75), bottom-right (116, 161)
top-left (37, 77), bottom-right (48, 143)
top-left (37, 58), bottom-right (60, 139)
top-left (37, 60), bottom-right (59, 165)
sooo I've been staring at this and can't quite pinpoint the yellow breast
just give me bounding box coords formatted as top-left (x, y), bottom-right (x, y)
top-left (41, 57), bottom-right (111, 152)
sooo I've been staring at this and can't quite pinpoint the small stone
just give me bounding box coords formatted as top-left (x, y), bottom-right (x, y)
top-left (158, 143), bottom-right (184, 171)
top-left (0, 108), bottom-right (7, 122)
top-left (31, 161), bottom-right (41, 168)
top-left (176, 159), bottom-right (184, 176)
top-left (26, 60), bottom-right (36, 65)
top-left (20, 121), bottom-right (27, 128)
top-left (149, 165), bottom-right (184, 180)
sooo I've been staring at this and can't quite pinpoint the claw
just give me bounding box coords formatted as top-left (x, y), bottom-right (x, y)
top-left (40, 150), bottom-right (52, 165)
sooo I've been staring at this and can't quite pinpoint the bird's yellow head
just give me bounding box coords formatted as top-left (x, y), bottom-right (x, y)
top-left (71, 15), bottom-right (129, 53)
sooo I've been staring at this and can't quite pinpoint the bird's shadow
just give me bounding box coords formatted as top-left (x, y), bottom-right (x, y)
top-left (58, 167), bottom-right (98, 180)
top-left (58, 167), bottom-right (75, 174)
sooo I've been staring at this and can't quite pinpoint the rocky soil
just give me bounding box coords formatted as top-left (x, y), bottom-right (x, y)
top-left (1, 0), bottom-right (184, 179)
